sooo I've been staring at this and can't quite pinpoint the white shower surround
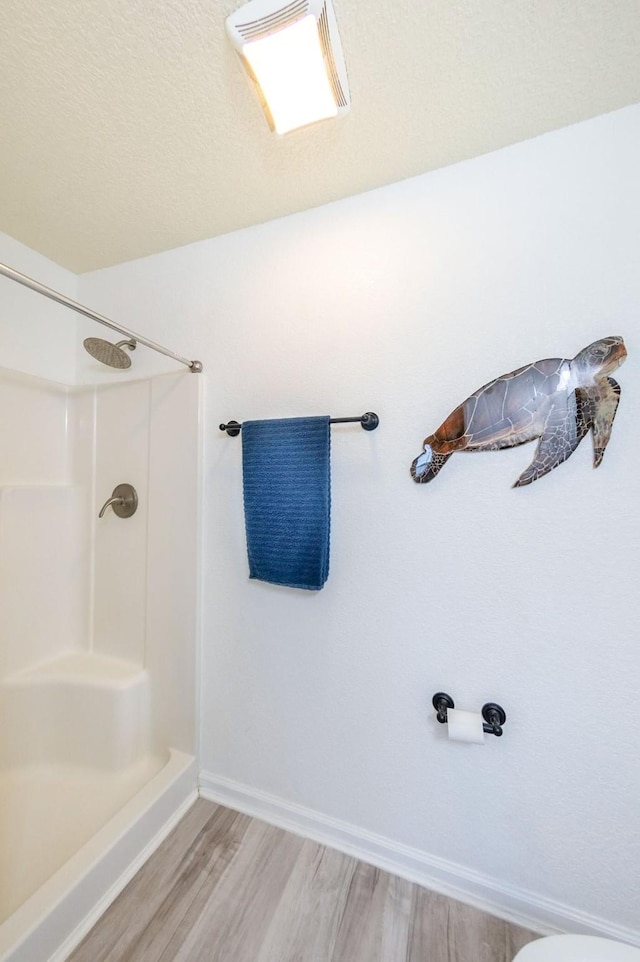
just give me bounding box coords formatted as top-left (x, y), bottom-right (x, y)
top-left (0, 245), bottom-right (200, 961)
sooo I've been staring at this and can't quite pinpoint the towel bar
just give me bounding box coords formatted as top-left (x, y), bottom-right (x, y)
top-left (219, 413), bottom-right (379, 436)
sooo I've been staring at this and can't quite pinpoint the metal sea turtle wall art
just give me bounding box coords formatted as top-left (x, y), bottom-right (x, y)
top-left (411, 336), bottom-right (627, 488)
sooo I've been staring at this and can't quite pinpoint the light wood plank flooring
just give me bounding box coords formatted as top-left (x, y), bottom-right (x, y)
top-left (69, 799), bottom-right (540, 962)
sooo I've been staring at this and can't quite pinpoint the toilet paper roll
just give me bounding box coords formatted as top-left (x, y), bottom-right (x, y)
top-left (447, 708), bottom-right (485, 745)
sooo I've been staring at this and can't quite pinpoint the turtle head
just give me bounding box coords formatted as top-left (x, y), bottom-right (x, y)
top-left (411, 444), bottom-right (433, 481)
top-left (572, 336), bottom-right (627, 384)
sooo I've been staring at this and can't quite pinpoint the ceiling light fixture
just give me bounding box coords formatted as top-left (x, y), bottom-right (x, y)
top-left (226, 0), bottom-right (350, 135)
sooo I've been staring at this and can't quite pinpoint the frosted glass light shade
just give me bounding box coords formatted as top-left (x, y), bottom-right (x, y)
top-left (243, 17), bottom-right (336, 134)
top-left (226, 0), bottom-right (350, 135)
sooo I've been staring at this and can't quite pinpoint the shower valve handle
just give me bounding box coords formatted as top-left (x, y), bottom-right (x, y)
top-left (99, 483), bottom-right (138, 519)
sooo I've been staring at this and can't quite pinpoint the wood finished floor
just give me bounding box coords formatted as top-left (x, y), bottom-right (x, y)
top-left (69, 799), bottom-right (540, 962)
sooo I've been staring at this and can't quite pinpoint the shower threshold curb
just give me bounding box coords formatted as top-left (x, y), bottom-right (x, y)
top-left (0, 750), bottom-right (197, 962)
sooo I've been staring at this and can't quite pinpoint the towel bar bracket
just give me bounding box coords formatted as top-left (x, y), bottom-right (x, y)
top-left (362, 412), bottom-right (379, 431)
top-left (329, 412), bottom-right (379, 431)
top-left (219, 413), bottom-right (379, 436)
top-left (219, 420), bottom-right (241, 437)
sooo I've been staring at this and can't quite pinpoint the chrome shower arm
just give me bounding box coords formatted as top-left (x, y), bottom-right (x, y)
top-left (0, 261), bottom-right (203, 373)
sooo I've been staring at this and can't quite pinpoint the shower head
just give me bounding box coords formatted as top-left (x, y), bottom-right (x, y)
top-left (83, 337), bottom-right (137, 369)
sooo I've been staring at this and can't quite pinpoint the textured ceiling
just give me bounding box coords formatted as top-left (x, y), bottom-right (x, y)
top-left (1, 0), bottom-right (640, 273)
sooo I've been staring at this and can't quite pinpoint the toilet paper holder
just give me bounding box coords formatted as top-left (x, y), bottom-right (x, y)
top-left (432, 692), bottom-right (506, 737)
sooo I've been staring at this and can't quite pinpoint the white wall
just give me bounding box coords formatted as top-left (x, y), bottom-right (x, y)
top-left (0, 232), bottom-right (77, 383)
top-left (79, 105), bottom-right (640, 938)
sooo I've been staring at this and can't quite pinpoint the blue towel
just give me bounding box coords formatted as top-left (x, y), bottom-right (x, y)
top-left (242, 417), bottom-right (331, 590)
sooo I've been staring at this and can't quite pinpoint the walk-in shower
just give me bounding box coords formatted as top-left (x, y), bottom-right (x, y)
top-left (0, 261), bottom-right (202, 962)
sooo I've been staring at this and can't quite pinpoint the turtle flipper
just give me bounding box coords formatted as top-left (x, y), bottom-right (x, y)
top-left (574, 386), bottom-right (594, 442)
top-left (572, 378), bottom-right (621, 467)
top-left (513, 393), bottom-right (582, 487)
top-left (592, 377), bottom-right (620, 467)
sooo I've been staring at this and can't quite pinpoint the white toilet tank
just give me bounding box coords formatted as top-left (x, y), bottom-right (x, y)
top-left (514, 935), bottom-right (640, 961)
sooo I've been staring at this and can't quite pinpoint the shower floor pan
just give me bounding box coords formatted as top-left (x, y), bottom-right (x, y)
top-left (0, 652), bottom-right (197, 962)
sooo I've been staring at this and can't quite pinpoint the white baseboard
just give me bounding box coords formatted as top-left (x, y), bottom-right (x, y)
top-left (199, 770), bottom-right (640, 948)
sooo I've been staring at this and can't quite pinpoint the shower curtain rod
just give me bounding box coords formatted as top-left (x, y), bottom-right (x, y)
top-left (0, 261), bottom-right (203, 373)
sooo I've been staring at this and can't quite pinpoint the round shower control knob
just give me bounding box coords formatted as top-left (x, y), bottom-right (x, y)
top-left (99, 483), bottom-right (138, 519)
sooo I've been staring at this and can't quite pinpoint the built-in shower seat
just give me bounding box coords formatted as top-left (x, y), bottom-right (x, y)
top-left (1, 651), bottom-right (150, 770)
